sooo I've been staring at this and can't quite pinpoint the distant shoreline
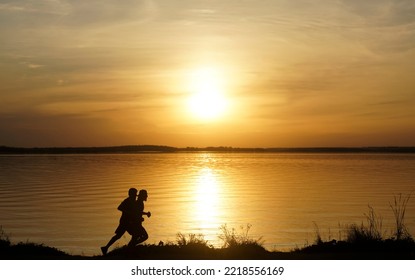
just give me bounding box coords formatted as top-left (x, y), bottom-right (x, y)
top-left (1, 145), bottom-right (415, 154)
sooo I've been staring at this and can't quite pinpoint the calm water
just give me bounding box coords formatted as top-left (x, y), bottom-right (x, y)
top-left (1, 153), bottom-right (414, 256)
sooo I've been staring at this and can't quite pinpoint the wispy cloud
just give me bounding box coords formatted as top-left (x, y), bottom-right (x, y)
top-left (0, 0), bottom-right (70, 15)
top-left (27, 63), bottom-right (45, 69)
top-left (340, 0), bottom-right (415, 26)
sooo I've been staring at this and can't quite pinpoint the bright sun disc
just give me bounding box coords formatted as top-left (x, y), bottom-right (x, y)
top-left (188, 67), bottom-right (228, 120)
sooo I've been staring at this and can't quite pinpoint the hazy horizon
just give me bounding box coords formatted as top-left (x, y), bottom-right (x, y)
top-left (1, 0), bottom-right (415, 147)
top-left (2, 144), bottom-right (415, 151)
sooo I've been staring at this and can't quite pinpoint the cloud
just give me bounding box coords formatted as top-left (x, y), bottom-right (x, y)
top-left (27, 63), bottom-right (45, 69)
top-left (53, 0), bottom-right (159, 27)
top-left (0, 111), bottom-right (112, 147)
top-left (0, 3), bottom-right (26, 12)
top-left (340, 0), bottom-right (415, 26)
top-left (0, 0), bottom-right (70, 15)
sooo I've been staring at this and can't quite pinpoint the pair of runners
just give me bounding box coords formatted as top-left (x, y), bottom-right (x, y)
top-left (101, 188), bottom-right (151, 255)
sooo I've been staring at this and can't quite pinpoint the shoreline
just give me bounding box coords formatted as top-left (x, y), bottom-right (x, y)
top-left (1, 145), bottom-right (415, 154)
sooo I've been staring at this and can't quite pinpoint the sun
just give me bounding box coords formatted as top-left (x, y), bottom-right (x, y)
top-left (187, 67), bottom-right (228, 121)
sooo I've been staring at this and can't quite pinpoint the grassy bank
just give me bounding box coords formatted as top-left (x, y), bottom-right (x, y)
top-left (1, 234), bottom-right (414, 260)
top-left (2, 225), bottom-right (414, 260)
top-left (1, 194), bottom-right (414, 260)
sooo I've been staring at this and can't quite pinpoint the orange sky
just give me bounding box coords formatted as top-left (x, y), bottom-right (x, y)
top-left (1, 0), bottom-right (415, 147)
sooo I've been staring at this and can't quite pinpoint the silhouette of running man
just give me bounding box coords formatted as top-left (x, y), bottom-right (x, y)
top-left (101, 188), bottom-right (151, 255)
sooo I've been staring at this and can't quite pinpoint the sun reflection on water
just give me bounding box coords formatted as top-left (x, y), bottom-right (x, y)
top-left (192, 167), bottom-right (222, 230)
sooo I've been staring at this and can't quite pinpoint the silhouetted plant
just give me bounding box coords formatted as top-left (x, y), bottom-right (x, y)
top-left (364, 204), bottom-right (384, 240)
top-left (346, 205), bottom-right (383, 243)
top-left (312, 222), bottom-right (323, 245)
top-left (219, 224), bottom-right (263, 248)
top-left (390, 193), bottom-right (412, 240)
top-left (176, 233), bottom-right (210, 248)
top-left (0, 226), bottom-right (11, 247)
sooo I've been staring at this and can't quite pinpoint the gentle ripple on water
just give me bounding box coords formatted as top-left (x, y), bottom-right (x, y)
top-left (0, 153), bottom-right (415, 255)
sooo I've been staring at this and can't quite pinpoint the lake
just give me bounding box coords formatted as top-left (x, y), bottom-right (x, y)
top-left (1, 153), bottom-right (414, 256)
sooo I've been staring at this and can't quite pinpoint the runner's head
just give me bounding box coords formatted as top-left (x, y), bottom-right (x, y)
top-left (128, 188), bottom-right (138, 198)
top-left (138, 189), bottom-right (148, 201)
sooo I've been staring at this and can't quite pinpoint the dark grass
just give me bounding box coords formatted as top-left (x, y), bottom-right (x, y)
top-left (0, 241), bottom-right (79, 260)
top-left (2, 238), bottom-right (414, 260)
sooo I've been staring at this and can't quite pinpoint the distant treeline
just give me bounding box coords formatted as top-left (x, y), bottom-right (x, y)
top-left (0, 145), bottom-right (177, 154)
top-left (1, 145), bottom-right (415, 154)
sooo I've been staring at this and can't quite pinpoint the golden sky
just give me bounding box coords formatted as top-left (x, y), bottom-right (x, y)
top-left (1, 0), bottom-right (415, 147)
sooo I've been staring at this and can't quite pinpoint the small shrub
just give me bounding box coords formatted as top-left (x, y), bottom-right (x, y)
top-left (176, 233), bottom-right (210, 247)
top-left (219, 224), bottom-right (263, 248)
top-left (346, 205), bottom-right (383, 243)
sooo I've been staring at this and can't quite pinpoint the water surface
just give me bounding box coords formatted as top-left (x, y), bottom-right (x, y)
top-left (1, 153), bottom-right (414, 255)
